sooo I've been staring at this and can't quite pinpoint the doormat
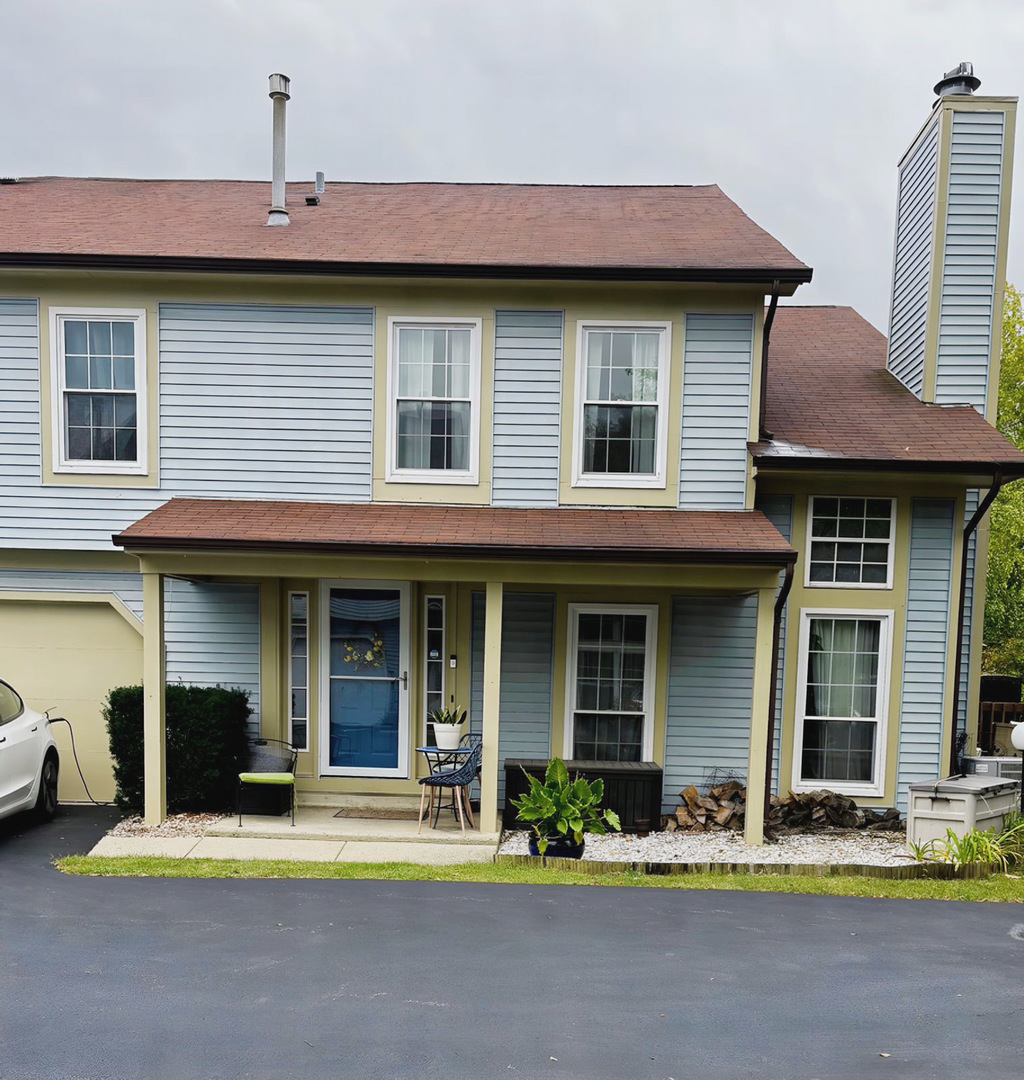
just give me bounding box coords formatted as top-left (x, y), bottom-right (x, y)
top-left (333, 808), bottom-right (421, 821)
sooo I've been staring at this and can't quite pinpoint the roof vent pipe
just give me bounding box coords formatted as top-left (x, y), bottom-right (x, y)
top-left (267, 73), bottom-right (291, 227)
top-left (315, 171), bottom-right (325, 195)
top-left (934, 61), bottom-right (980, 98)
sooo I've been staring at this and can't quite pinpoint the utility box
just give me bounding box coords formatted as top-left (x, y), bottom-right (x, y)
top-left (907, 775), bottom-right (1020, 846)
top-left (963, 755), bottom-right (1023, 784)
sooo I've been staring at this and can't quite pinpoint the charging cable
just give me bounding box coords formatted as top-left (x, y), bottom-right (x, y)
top-left (47, 716), bottom-right (105, 806)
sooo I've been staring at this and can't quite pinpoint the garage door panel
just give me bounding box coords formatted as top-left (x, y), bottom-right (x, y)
top-left (0, 600), bottom-right (141, 804)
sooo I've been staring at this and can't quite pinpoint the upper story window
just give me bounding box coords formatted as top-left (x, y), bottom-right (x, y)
top-left (573, 321), bottom-right (670, 488)
top-left (387, 317), bottom-right (481, 484)
top-left (807, 497), bottom-right (895, 588)
top-left (50, 307), bottom-right (147, 475)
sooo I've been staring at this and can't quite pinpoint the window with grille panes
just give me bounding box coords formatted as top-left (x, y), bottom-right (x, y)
top-left (289, 593), bottom-right (309, 751)
top-left (51, 309), bottom-right (147, 475)
top-left (388, 319), bottom-right (481, 483)
top-left (807, 497), bottom-right (894, 587)
top-left (423, 596), bottom-right (445, 747)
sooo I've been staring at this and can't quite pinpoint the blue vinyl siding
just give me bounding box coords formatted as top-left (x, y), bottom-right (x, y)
top-left (491, 311), bottom-right (562, 507)
top-left (755, 494), bottom-right (793, 794)
top-left (159, 303), bottom-right (374, 499)
top-left (0, 570), bottom-right (261, 735)
top-left (895, 499), bottom-right (956, 811)
top-left (663, 595), bottom-right (757, 812)
top-left (888, 117), bottom-right (940, 396)
top-left (934, 111), bottom-right (1006, 413)
top-left (469, 591), bottom-right (555, 808)
top-left (0, 299), bottom-right (41, 483)
top-left (678, 314), bottom-right (754, 510)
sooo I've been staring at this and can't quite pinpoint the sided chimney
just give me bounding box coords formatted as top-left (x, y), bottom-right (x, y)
top-left (267, 73), bottom-right (291, 227)
top-left (886, 63), bottom-right (1016, 422)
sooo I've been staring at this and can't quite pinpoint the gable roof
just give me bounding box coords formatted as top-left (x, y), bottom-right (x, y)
top-left (0, 178), bottom-right (810, 283)
top-left (112, 500), bottom-right (796, 565)
top-left (753, 306), bottom-right (1024, 475)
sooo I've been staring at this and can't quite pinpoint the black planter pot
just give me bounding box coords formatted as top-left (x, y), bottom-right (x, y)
top-left (528, 834), bottom-right (585, 859)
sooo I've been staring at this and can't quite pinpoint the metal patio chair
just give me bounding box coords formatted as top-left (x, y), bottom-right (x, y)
top-left (417, 741), bottom-right (483, 835)
top-left (237, 738), bottom-right (298, 827)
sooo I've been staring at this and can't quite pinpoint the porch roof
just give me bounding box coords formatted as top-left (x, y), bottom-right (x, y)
top-left (112, 498), bottom-right (797, 566)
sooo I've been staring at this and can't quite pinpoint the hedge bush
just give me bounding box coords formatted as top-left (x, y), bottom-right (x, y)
top-left (105, 685), bottom-right (252, 814)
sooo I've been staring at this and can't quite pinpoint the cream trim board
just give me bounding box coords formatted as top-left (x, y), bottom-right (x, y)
top-left (0, 589), bottom-right (143, 633)
top-left (48, 306), bottom-right (149, 476)
top-left (561, 602), bottom-right (658, 761)
top-left (791, 607), bottom-right (893, 798)
top-left (317, 579), bottom-right (412, 779)
top-left (571, 320), bottom-right (671, 490)
top-left (804, 496), bottom-right (896, 591)
top-left (384, 316), bottom-right (482, 485)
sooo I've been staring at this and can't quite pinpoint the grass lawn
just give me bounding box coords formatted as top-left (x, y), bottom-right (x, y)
top-left (57, 855), bottom-right (1024, 902)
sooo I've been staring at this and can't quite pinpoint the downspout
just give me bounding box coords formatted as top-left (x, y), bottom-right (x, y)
top-left (763, 558), bottom-right (796, 823)
top-left (759, 280), bottom-right (781, 441)
top-left (947, 472), bottom-right (1005, 774)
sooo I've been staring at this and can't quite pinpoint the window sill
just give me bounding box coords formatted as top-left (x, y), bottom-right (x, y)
top-left (53, 463), bottom-right (148, 477)
top-left (791, 780), bottom-right (884, 799)
top-left (572, 474), bottom-right (666, 490)
top-left (804, 580), bottom-right (894, 591)
top-left (386, 471), bottom-right (479, 486)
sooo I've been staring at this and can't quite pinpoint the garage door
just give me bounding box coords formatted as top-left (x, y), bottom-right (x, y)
top-left (0, 599), bottom-right (142, 804)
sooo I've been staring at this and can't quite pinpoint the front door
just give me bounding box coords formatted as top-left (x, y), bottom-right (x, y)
top-left (320, 583), bottom-right (410, 777)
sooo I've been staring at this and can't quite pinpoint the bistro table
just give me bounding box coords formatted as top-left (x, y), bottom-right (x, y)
top-left (415, 746), bottom-right (473, 829)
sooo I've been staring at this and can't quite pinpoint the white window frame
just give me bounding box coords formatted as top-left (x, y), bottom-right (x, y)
top-left (805, 496), bottom-right (896, 590)
top-left (571, 319), bottom-right (671, 490)
top-left (422, 594), bottom-right (446, 745)
top-left (288, 591), bottom-right (309, 752)
top-left (792, 607), bottom-right (893, 798)
top-left (318, 579), bottom-right (411, 779)
top-left (49, 306), bottom-right (148, 475)
top-left (562, 602), bottom-right (658, 761)
top-left (385, 316), bottom-right (482, 485)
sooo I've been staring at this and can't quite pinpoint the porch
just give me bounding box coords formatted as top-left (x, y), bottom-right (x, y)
top-left (112, 498), bottom-right (796, 846)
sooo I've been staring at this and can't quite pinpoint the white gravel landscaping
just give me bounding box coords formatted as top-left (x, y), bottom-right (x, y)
top-left (499, 829), bottom-right (913, 867)
top-left (109, 812), bottom-right (226, 838)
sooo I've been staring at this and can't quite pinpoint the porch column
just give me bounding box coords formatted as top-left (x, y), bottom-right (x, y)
top-left (142, 571), bottom-right (167, 825)
top-left (744, 586), bottom-right (777, 846)
top-left (479, 580), bottom-right (504, 832)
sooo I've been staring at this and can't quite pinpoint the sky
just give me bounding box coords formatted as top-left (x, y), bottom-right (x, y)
top-left (3, 0), bottom-right (1024, 331)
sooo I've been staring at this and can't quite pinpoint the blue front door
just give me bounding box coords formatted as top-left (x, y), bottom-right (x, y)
top-left (322, 584), bottom-right (409, 777)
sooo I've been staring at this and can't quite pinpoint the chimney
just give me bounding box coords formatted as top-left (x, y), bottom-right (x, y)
top-left (886, 63), bottom-right (1016, 423)
top-left (267, 73), bottom-right (291, 227)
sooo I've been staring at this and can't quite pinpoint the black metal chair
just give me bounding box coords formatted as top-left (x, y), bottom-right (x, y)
top-left (417, 741), bottom-right (483, 834)
top-left (237, 738), bottom-right (298, 827)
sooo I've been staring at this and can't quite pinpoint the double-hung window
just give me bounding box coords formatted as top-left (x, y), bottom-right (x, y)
top-left (794, 611), bottom-right (892, 796)
top-left (807, 497), bottom-right (895, 587)
top-left (387, 317), bottom-right (481, 483)
top-left (565, 604), bottom-right (657, 762)
top-left (51, 307), bottom-right (147, 475)
top-left (573, 321), bottom-right (670, 488)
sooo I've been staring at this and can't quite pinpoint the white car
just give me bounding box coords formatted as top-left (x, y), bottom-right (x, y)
top-left (0, 678), bottom-right (59, 823)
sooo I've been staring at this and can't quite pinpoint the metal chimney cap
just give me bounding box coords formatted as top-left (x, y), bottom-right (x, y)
top-left (934, 61), bottom-right (981, 97)
top-left (268, 73), bottom-right (291, 100)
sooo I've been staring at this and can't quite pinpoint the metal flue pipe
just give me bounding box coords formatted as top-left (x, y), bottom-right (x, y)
top-left (267, 73), bottom-right (291, 226)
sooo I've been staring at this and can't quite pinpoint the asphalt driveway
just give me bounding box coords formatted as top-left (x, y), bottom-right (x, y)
top-left (2, 806), bottom-right (1023, 1080)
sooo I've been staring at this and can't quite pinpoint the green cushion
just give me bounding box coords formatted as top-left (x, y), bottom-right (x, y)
top-left (239, 772), bottom-right (294, 785)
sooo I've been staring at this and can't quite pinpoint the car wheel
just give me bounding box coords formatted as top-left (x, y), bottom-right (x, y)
top-left (34, 756), bottom-right (59, 822)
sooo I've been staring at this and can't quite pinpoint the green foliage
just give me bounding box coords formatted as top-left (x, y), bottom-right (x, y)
top-left (510, 757), bottom-right (622, 854)
top-left (426, 705), bottom-right (467, 726)
top-left (907, 816), bottom-right (1024, 871)
top-left (105, 684), bottom-right (251, 814)
top-left (984, 284), bottom-right (1024, 674)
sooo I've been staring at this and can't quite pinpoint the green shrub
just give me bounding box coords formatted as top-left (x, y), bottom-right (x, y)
top-left (105, 684), bottom-right (252, 814)
top-left (511, 757), bottom-right (621, 854)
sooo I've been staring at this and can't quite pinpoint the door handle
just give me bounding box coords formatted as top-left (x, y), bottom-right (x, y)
top-left (401, 671), bottom-right (408, 689)
top-left (30, 726), bottom-right (38, 732)
top-left (0, 736), bottom-right (6, 744)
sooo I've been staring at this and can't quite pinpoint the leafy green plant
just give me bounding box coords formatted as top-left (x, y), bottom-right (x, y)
top-left (511, 758), bottom-right (621, 854)
top-left (427, 705), bottom-right (467, 726)
top-left (907, 837), bottom-right (938, 863)
top-left (908, 821), bottom-right (1024, 871)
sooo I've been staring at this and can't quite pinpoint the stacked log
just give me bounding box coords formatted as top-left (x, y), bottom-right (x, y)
top-left (666, 783), bottom-right (904, 834)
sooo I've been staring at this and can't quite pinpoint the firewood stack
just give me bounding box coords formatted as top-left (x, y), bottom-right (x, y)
top-left (666, 783), bottom-right (904, 834)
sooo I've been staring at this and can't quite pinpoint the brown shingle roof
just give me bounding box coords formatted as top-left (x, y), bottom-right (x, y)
top-left (112, 500), bottom-right (796, 564)
top-left (0, 178), bottom-right (810, 281)
top-left (752, 306), bottom-right (1024, 473)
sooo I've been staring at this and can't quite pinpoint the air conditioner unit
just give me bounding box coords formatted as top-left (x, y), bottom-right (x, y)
top-left (963, 756), bottom-right (1023, 783)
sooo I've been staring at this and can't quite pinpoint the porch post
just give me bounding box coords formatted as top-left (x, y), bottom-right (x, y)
top-left (142, 571), bottom-right (167, 824)
top-left (744, 586), bottom-right (776, 846)
top-left (480, 580), bottom-right (504, 832)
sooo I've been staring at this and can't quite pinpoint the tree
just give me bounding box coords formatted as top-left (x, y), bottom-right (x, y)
top-left (983, 284), bottom-right (1024, 673)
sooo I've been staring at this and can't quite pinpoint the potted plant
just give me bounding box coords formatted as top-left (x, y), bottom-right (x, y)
top-left (511, 757), bottom-right (621, 858)
top-left (427, 705), bottom-right (467, 751)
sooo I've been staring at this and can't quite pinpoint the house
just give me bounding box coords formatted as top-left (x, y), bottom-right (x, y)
top-left (1, 66), bottom-right (1020, 844)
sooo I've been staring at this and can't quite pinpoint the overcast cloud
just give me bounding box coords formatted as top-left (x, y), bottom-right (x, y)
top-left (3, 0), bottom-right (1024, 330)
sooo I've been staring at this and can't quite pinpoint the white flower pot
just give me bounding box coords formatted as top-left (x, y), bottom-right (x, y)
top-left (433, 723), bottom-right (463, 751)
